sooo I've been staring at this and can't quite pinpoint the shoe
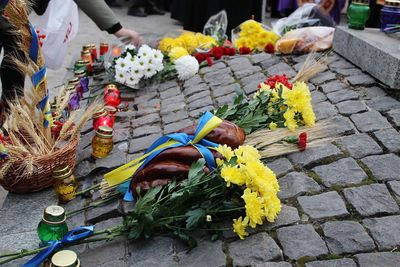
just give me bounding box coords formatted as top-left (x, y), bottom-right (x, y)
top-left (146, 6), bottom-right (165, 15)
top-left (105, 0), bottom-right (122, 8)
top-left (128, 6), bottom-right (148, 17)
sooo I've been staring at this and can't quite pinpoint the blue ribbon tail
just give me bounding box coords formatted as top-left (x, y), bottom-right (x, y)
top-left (22, 242), bottom-right (60, 267)
top-left (124, 189), bottom-right (135, 201)
top-left (22, 226), bottom-right (94, 267)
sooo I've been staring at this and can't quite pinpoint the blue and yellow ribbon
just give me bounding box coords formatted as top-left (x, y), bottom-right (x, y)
top-left (28, 23), bottom-right (53, 128)
top-left (22, 226), bottom-right (94, 267)
top-left (104, 111), bottom-right (222, 201)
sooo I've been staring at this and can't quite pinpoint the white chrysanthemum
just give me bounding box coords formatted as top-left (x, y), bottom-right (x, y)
top-left (152, 49), bottom-right (164, 63)
top-left (135, 56), bottom-right (148, 70)
top-left (143, 65), bottom-right (157, 79)
top-left (126, 73), bottom-right (140, 87)
top-left (174, 55), bottom-right (199, 81)
top-left (138, 44), bottom-right (154, 58)
top-left (115, 57), bottom-right (129, 71)
top-left (124, 44), bottom-right (136, 52)
top-left (154, 61), bottom-right (164, 72)
top-left (115, 69), bottom-right (127, 84)
top-left (130, 67), bottom-right (144, 80)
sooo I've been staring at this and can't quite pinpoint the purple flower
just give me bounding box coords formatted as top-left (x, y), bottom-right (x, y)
top-left (80, 77), bottom-right (89, 93)
top-left (68, 92), bottom-right (80, 110)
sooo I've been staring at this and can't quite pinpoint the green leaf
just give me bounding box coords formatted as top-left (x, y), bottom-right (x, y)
top-left (185, 208), bottom-right (206, 229)
top-left (187, 159), bottom-right (206, 184)
top-left (173, 230), bottom-right (197, 250)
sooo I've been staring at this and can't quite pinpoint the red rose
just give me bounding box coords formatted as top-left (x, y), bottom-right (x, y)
top-left (212, 46), bottom-right (224, 60)
top-left (264, 43), bottom-right (275, 54)
top-left (194, 53), bottom-right (205, 63)
top-left (298, 132), bottom-right (307, 152)
top-left (239, 47), bottom-right (251, 55)
top-left (206, 56), bottom-right (213, 67)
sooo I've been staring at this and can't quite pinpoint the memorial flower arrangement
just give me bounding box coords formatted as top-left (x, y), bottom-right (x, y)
top-left (158, 31), bottom-right (218, 54)
top-left (114, 44), bottom-right (164, 88)
top-left (232, 19), bottom-right (280, 52)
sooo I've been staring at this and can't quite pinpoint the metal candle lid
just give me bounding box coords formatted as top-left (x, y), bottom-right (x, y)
top-left (384, 0), bottom-right (400, 6)
top-left (68, 77), bottom-right (80, 86)
top-left (353, 0), bottom-right (369, 4)
top-left (104, 105), bottom-right (117, 114)
top-left (43, 205), bottom-right (66, 224)
top-left (74, 70), bottom-right (85, 78)
top-left (53, 166), bottom-right (73, 180)
top-left (92, 108), bottom-right (107, 118)
top-left (96, 126), bottom-right (113, 138)
top-left (50, 250), bottom-right (80, 267)
top-left (100, 42), bottom-right (109, 47)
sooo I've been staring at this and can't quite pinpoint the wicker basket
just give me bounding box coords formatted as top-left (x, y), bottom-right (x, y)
top-left (0, 138), bottom-right (79, 193)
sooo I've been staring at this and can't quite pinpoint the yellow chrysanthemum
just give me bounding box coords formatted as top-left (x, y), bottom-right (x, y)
top-left (234, 145), bottom-right (261, 165)
top-left (232, 216), bottom-right (249, 239)
top-left (269, 122), bottom-right (278, 130)
top-left (263, 193), bottom-right (281, 222)
top-left (220, 165), bottom-right (246, 187)
top-left (215, 144), bottom-right (234, 161)
top-left (283, 108), bottom-right (298, 131)
top-left (244, 161), bottom-right (279, 195)
top-left (158, 37), bottom-right (176, 53)
top-left (178, 32), bottom-right (198, 53)
top-left (168, 46), bottom-right (189, 62)
top-left (242, 188), bottom-right (264, 228)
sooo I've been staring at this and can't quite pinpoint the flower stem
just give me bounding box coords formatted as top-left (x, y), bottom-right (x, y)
top-left (66, 194), bottom-right (120, 217)
top-left (74, 183), bottom-right (101, 197)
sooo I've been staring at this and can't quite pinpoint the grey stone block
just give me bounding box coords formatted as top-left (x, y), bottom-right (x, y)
top-left (253, 262), bottom-right (292, 267)
top-left (359, 86), bottom-right (387, 100)
top-left (215, 93), bottom-right (237, 106)
top-left (288, 143), bottom-right (342, 168)
top-left (363, 215), bottom-right (400, 250)
top-left (326, 89), bottom-right (359, 104)
top-left (94, 146), bottom-right (127, 170)
top-left (132, 113), bottom-right (161, 128)
top-left (361, 154), bottom-right (400, 181)
top-left (277, 224), bottom-right (328, 260)
top-left (177, 239), bottom-right (226, 267)
top-left (351, 111), bottom-right (392, 132)
top-left (250, 53), bottom-right (273, 64)
top-left (203, 68), bottom-right (234, 86)
top-left (278, 172), bottom-right (321, 199)
top-left (314, 101), bottom-right (338, 121)
top-left (321, 116), bottom-right (356, 137)
top-left (305, 258), bottom-right (356, 267)
top-left (241, 72), bottom-right (266, 86)
top-left (187, 90), bottom-right (211, 103)
top-left (336, 100), bottom-right (368, 115)
top-left (387, 109), bottom-right (400, 128)
top-left (183, 83), bottom-right (209, 97)
top-left (183, 75), bottom-right (203, 87)
top-left (320, 81), bottom-right (346, 94)
top-left (355, 252), bottom-right (400, 267)
top-left (161, 110), bottom-right (189, 124)
top-left (343, 184), bottom-right (399, 216)
top-left (329, 59), bottom-right (354, 70)
top-left (312, 158), bottom-right (367, 187)
top-left (310, 71), bottom-right (337, 85)
top-left (188, 96), bottom-right (214, 110)
top-left (260, 55), bottom-right (281, 69)
top-left (323, 221), bottom-right (375, 254)
top-left (189, 106), bottom-right (215, 118)
top-left (227, 57), bottom-right (253, 72)
top-left (266, 62), bottom-right (296, 78)
top-left (333, 27), bottom-right (400, 88)
top-left (388, 181), bottom-right (400, 200)
top-left (367, 96), bottom-right (400, 112)
top-left (164, 119), bottom-right (193, 134)
top-left (199, 62), bottom-right (226, 75)
top-left (160, 86), bottom-right (181, 100)
top-left (312, 90), bottom-right (327, 104)
top-left (162, 95), bottom-right (185, 106)
top-left (158, 80), bottom-right (178, 91)
top-left (80, 236), bottom-right (127, 266)
top-left (346, 74), bottom-right (376, 86)
top-left (373, 128), bottom-right (400, 153)
top-left (211, 83), bottom-right (240, 98)
top-left (334, 67), bottom-right (363, 76)
top-left (75, 160), bottom-right (94, 179)
top-left (336, 133), bottom-right (383, 159)
top-left (86, 199), bottom-right (123, 224)
top-left (132, 125), bottom-right (162, 137)
top-left (230, 233), bottom-right (282, 265)
top-left (267, 157), bottom-right (293, 177)
top-left (129, 133), bottom-right (162, 153)
top-left (234, 65), bottom-right (262, 79)
top-left (264, 204), bottom-right (300, 230)
top-left (297, 191), bottom-right (349, 219)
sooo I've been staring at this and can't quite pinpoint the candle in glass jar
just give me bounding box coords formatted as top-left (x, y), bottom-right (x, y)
top-left (91, 126), bottom-right (113, 158)
top-left (92, 108), bottom-right (114, 130)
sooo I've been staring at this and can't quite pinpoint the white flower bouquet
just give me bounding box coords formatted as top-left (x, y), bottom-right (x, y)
top-left (114, 44), bottom-right (164, 88)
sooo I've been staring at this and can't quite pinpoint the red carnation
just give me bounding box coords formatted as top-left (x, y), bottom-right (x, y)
top-left (265, 74), bottom-right (293, 89)
top-left (206, 56), bottom-right (213, 67)
top-left (239, 47), bottom-right (251, 55)
top-left (194, 53), bottom-right (205, 63)
top-left (212, 46), bottom-right (224, 60)
top-left (298, 132), bottom-right (307, 152)
top-left (228, 47), bottom-right (236, 56)
top-left (264, 43), bottom-right (275, 54)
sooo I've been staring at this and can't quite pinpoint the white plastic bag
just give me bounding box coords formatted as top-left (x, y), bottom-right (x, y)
top-left (35, 0), bottom-right (79, 69)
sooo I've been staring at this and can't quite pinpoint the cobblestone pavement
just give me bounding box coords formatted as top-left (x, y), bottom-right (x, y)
top-left (2, 50), bottom-right (400, 267)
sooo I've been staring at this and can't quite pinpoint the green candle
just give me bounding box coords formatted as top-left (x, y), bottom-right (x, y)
top-left (37, 205), bottom-right (68, 246)
top-left (348, 0), bottom-right (371, 30)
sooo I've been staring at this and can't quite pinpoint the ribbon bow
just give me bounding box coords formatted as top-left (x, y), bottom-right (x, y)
top-left (104, 111), bottom-right (223, 201)
top-left (22, 226), bottom-right (94, 267)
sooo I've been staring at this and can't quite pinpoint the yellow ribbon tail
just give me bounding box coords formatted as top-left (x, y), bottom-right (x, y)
top-left (193, 116), bottom-right (222, 143)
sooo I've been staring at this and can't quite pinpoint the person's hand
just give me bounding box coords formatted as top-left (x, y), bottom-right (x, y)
top-left (114, 28), bottom-right (143, 47)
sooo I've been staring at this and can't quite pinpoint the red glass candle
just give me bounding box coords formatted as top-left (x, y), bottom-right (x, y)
top-left (104, 84), bottom-right (121, 107)
top-left (92, 108), bottom-right (114, 130)
top-left (104, 106), bottom-right (117, 125)
top-left (100, 43), bottom-right (109, 56)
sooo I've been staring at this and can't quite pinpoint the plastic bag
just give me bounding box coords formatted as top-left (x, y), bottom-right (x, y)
top-left (275, 26), bottom-right (334, 54)
top-left (35, 0), bottom-right (79, 69)
top-left (203, 10), bottom-right (228, 44)
top-left (272, 3), bottom-right (334, 36)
